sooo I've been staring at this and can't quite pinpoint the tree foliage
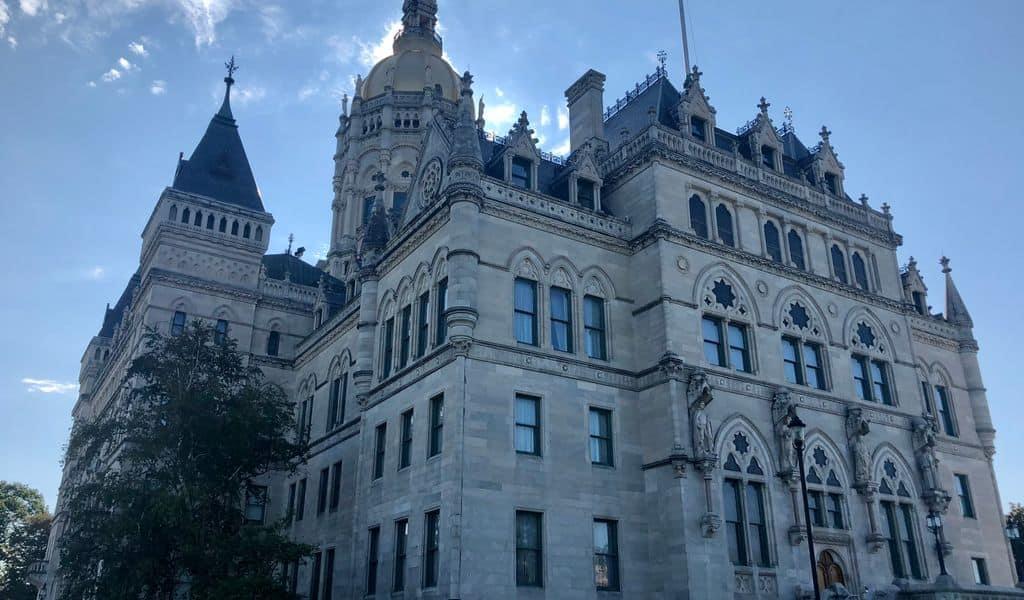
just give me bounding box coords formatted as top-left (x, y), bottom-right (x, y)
top-left (59, 322), bottom-right (310, 600)
top-left (0, 482), bottom-right (51, 600)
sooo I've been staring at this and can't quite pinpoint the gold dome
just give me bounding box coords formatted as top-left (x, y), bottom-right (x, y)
top-left (361, 42), bottom-right (461, 102)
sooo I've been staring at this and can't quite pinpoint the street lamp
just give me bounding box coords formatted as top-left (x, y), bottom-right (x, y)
top-left (926, 511), bottom-right (948, 577)
top-left (788, 405), bottom-right (819, 600)
top-left (1006, 523), bottom-right (1021, 585)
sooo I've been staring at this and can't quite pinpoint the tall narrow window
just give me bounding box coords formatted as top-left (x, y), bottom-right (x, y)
top-left (435, 278), bottom-right (448, 346)
top-left (745, 482), bottom-right (770, 567)
top-left (381, 317), bottom-right (395, 378)
top-left (266, 330), bottom-right (280, 356)
top-left (399, 305), bottom-right (412, 369)
top-left (514, 394), bottom-right (541, 455)
top-left (231, 220), bottom-right (239, 235)
top-left (549, 286), bottom-right (572, 352)
top-left (328, 376), bottom-right (341, 431)
top-left (219, 217), bottom-right (227, 233)
top-left (583, 295), bottom-right (607, 360)
top-left (244, 485), bottom-right (267, 524)
top-left (181, 207), bottom-right (190, 224)
top-left (393, 519), bottom-right (408, 591)
top-left (393, 191), bottom-right (408, 213)
top-left (972, 558), bottom-right (990, 585)
top-left (831, 245), bottom-right (848, 284)
top-left (955, 474), bottom-right (976, 518)
top-left (373, 423), bottom-right (387, 480)
top-left (511, 157), bottom-right (532, 189)
top-left (852, 253), bottom-right (869, 290)
top-left (309, 551), bottom-right (322, 600)
top-left (716, 204), bottom-right (735, 247)
top-left (703, 316), bottom-right (725, 367)
top-left (690, 116), bottom-right (707, 141)
top-left (577, 179), bottom-right (596, 210)
top-left (338, 374), bottom-right (347, 426)
top-left (323, 548), bottom-right (335, 600)
top-left (851, 356), bottom-right (871, 401)
top-left (362, 196), bottom-right (374, 225)
top-left (871, 360), bottom-right (893, 405)
top-left (423, 510), bottom-right (440, 588)
top-left (764, 221), bottom-right (782, 262)
top-left (727, 323), bottom-right (751, 372)
top-left (689, 195), bottom-right (708, 239)
top-left (428, 394), bottom-right (444, 457)
top-left (761, 145), bottom-right (776, 169)
top-left (366, 527), bottom-right (380, 594)
top-left (803, 343), bottom-right (826, 390)
top-left (243, 223), bottom-right (251, 239)
top-left (171, 310), bottom-right (187, 336)
top-left (788, 230), bottom-right (806, 270)
top-left (935, 386), bottom-right (957, 436)
top-left (329, 460), bottom-right (342, 512)
top-left (287, 483), bottom-right (296, 524)
top-left (589, 408), bottom-right (613, 466)
top-left (783, 337), bottom-right (826, 390)
top-left (416, 291), bottom-right (430, 357)
top-left (514, 277), bottom-right (538, 345)
top-left (399, 409), bottom-right (413, 469)
top-left (515, 511), bottom-right (543, 587)
top-left (296, 478), bottom-right (306, 521)
top-left (593, 519), bottom-right (620, 591)
top-left (881, 500), bottom-right (922, 580)
top-left (782, 337), bottom-right (804, 385)
top-left (824, 172), bottom-right (838, 195)
top-left (724, 478), bottom-right (747, 565)
top-left (317, 467), bottom-right (329, 515)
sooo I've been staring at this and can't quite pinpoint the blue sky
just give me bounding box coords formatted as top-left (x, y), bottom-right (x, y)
top-left (1, 0), bottom-right (1022, 512)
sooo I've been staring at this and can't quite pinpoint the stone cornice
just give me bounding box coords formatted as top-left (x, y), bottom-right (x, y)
top-left (293, 303), bottom-right (360, 368)
top-left (147, 268), bottom-right (260, 303)
top-left (480, 198), bottom-right (631, 256)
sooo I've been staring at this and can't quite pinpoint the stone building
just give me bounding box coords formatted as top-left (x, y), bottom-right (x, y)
top-left (41, 1), bottom-right (1021, 598)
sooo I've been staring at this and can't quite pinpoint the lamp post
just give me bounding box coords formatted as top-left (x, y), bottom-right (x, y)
top-left (1006, 523), bottom-right (1021, 585)
top-left (788, 406), bottom-right (819, 600)
top-left (926, 512), bottom-right (948, 578)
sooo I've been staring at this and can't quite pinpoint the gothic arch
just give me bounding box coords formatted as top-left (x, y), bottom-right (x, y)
top-left (715, 415), bottom-right (778, 475)
top-left (871, 444), bottom-right (918, 498)
top-left (926, 361), bottom-right (954, 388)
top-left (842, 306), bottom-right (895, 357)
top-left (377, 290), bottom-right (398, 321)
top-left (771, 285), bottom-right (833, 343)
top-left (692, 262), bottom-right (761, 322)
top-left (547, 255), bottom-right (584, 280)
top-left (803, 430), bottom-right (851, 487)
top-left (413, 264), bottom-right (432, 294)
top-left (430, 246), bottom-right (449, 283)
top-left (506, 247), bottom-right (546, 281)
top-left (212, 304), bottom-right (237, 322)
top-left (394, 274), bottom-right (415, 308)
top-left (580, 265), bottom-right (617, 299)
top-left (169, 296), bottom-right (194, 314)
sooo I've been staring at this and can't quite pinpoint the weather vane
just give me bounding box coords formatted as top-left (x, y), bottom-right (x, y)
top-left (225, 55), bottom-right (239, 80)
top-left (783, 106), bottom-right (794, 126)
top-left (657, 50), bottom-right (668, 73)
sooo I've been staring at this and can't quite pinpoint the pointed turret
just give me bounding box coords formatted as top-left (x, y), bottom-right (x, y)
top-left (449, 71), bottom-right (483, 172)
top-left (172, 57), bottom-right (264, 212)
top-left (941, 257), bottom-right (973, 328)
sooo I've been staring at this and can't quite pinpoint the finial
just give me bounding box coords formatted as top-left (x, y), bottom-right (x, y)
top-left (908, 256), bottom-right (917, 269)
top-left (881, 202), bottom-right (891, 215)
top-left (460, 70), bottom-right (474, 94)
top-left (287, 233), bottom-right (294, 255)
top-left (657, 49), bottom-right (668, 73)
top-left (820, 125), bottom-right (831, 143)
top-left (859, 193), bottom-right (869, 207)
top-left (783, 106), bottom-right (793, 126)
top-left (217, 55), bottom-right (238, 119)
top-left (940, 256), bottom-right (951, 274)
top-left (758, 97), bottom-right (770, 115)
top-left (224, 55), bottom-right (238, 84)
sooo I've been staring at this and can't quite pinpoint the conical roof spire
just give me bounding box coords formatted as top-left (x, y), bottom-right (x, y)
top-left (449, 71), bottom-right (483, 170)
top-left (171, 56), bottom-right (264, 212)
top-left (940, 257), bottom-right (973, 328)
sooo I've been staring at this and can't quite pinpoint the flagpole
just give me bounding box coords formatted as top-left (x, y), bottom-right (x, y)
top-left (678, 0), bottom-right (691, 74)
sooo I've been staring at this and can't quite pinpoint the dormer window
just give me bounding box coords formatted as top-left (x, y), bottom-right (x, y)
top-left (824, 172), bottom-right (838, 195)
top-left (690, 116), bottom-right (707, 142)
top-left (761, 146), bottom-right (775, 170)
top-left (912, 291), bottom-right (926, 315)
top-left (511, 157), bottom-right (532, 190)
top-left (577, 179), bottom-right (596, 210)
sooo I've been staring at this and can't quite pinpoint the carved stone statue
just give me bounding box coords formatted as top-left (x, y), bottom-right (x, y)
top-left (772, 389), bottom-right (797, 476)
top-left (477, 95), bottom-right (485, 121)
top-left (912, 416), bottom-right (941, 492)
top-left (846, 408), bottom-right (872, 486)
top-left (688, 371), bottom-right (714, 459)
top-left (341, 93), bottom-right (349, 117)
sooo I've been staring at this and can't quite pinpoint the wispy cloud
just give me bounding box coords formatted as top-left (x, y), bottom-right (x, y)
top-left (540, 105), bottom-right (551, 127)
top-left (358, 19), bottom-right (401, 69)
top-left (86, 80), bottom-right (96, 87)
top-left (18, 0), bottom-right (45, 17)
top-left (296, 84), bottom-right (317, 101)
top-left (488, 102), bottom-right (517, 132)
top-left (117, 56), bottom-right (133, 70)
top-left (22, 378), bottom-right (78, 394)
top-left (83, 266), bottom-right (106, 280)
top-left (128, 40), bottom-right (146, 56)
top-left (177, 0), bottom-right (234, 47)
top-left (494, 87), bottom-right (504, 98)
top-left (557, 105), bottom-right (569, 130)
top-left (150, 79), bottom-right (166, 95)
top-left (0, 1), bottom-right (10, 35)
top-left (551, 138), bottom-right (570, 156)
top-left (101, 68), bottom-right (120, 82)
top-left (233, 84), bottom-right (265, 105)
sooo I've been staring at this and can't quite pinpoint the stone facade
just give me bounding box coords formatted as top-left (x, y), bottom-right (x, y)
top-left (41, 1), bottom-right (1021, 599)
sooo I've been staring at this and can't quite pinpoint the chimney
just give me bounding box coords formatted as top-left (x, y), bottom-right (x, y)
top-left (564, 69), bottom-right (606, 153)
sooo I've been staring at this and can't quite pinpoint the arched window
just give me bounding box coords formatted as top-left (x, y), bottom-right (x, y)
top-left (689, 195), bottom-right (709, 239)
top-left (817, 551), bottom-right (846, 590)
top-left (266, 330), bottom-right (280, 357)
top-left (194, 211), bottom-right (203, 227)
top-left (219, 217), bottom-right (227, 233)
top-left (788, 230), bottom-right (805, 270)
top-left (877, 458), bottom-right (924, 580)
top-left (255, 226), bottom-right (263, 242)
top-left (716, 204), bottom-right (735, 247)
top-left (805, 444), bottom-right (847, 530)
top-left (93, 348), bottom-right (101, 360)
top-left (764, 221), bottom-right (782, 263)
top-left (181, 207), bottom-right (190, 224)
top-left (701, 278), bottom-right (754, 373)
top-left (852, 252), bottom-right (869, 290)
top-left (169, 204), bottom-right (178, 221)
top-left (206, 214), bottom-right (215, 229)
top-left (831, 245), bottom-right (848, 284)
top-left (231, 220), bottom-right (239, 236)
top-left (243, 223), bottom-right (251, 239)
top-left (721, 430), bottom-right (772, 568)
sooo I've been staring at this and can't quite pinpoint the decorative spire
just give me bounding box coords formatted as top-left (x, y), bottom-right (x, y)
top-left (819, 125), bottom-right (832, 144)
top-left (450, 71), bottom-right (483, 171)
top-left (218, 55), bottom-right (238, 120)
top-left (758, 96), bottom-right (770, 116)
top-left (941, 257), bottom-right (974, 328)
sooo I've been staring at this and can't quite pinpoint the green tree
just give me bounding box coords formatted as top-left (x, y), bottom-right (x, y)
top-left (59, 322), bottom-right (311, 600)
top-left (0, 482), bottom-right (51, 600)
top-left (1008, 503), bottom-right (1024, 581)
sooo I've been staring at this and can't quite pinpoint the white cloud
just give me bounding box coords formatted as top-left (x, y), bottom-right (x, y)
top-left (22, 378), bottom-right (78, 394)
top-left (494, 87), bottom-right (504, 98)
top-left (557, 105), bottom-right (569, 130)
top-left (101, 68), bottom-right (120, 82)
top-left (53, 10), bottom-right (64, 23)
top-left (19, 0), bottom-right (45, 17)
top-left (6, 34), bottom-right (15, 47)
top-left (128, 40), bottom-right (147, 56)
top-left (326, 34), bottom-right (356, 64)
top-left (297, 84), bottom-right (317, 101)
top-left (84, 266), bottom-right (106, 279)
top-left (233, 85), bottom-right (265, 105)
top-left (357, 19), bottom-right (401, 68)
top-left (150, 79), bottom-right (166, 95)
top-left (175, 0), bottom-right (235, 47)
top-left (87, 80), bottom-right (96, 87)
top-left (540, 105), bottom-right (551, 127)
top-left (551, 138), bottom-right (570, 157)
top-left (117, 56), bottom-right (132, 70)
top-left (0, 1), bottom-right (9, 35)
top-left (488, 102), bottom-right (517, 132)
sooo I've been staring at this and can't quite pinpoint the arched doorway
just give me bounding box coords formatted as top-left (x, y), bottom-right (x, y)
top-left (816, 550), bottom-right (846, 590)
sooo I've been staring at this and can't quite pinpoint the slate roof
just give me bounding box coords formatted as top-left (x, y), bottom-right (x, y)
top-left (171, 80), bottom-right (265, 212)
top-left (603, 76), bottom-right (680, 143)
top-left (262, 253), bottom-right (343, 289)
top-left (98, 272), bottom-right (141, 338)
